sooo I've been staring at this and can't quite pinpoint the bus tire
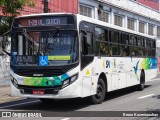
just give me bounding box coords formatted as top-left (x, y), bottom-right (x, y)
top-left (137, 71), bottom-right (145, 91)
top-left (91, 78), bottom-right (106, 104)
top-left (39, 98), bottom-right (55, 104)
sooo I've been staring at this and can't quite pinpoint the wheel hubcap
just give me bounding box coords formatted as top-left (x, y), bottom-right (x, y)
top-left (95, 84), bottom-right (103, 99)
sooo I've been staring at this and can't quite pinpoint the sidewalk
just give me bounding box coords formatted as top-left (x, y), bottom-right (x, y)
top-left (0, 85), bottom-right (21, 104)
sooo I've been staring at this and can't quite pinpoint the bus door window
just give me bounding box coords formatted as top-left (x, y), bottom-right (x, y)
top-left (81, 31), bottom-right (93, 55)
top-left (81, 30), bottom-right (94, 69)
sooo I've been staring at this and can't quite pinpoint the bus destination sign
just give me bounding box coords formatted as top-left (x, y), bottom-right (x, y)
top-left (28, 17), bottom-right (67, 26)
top-left (14, 16), bottom-right (74, 27)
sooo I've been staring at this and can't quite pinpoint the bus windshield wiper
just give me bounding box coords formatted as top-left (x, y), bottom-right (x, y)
top-left (51, 27), bottom-right (60, 38)
top-left (43, 27), bottom-right (60, 54)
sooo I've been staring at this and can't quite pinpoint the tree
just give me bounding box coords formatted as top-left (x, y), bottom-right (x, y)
top-left (0, 0), bottom-right (34, 35)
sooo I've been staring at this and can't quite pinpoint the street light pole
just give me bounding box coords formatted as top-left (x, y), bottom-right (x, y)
top-left (43, 0), bottom-right (49, 13)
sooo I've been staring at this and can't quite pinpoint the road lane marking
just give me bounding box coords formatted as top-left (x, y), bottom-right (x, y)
top-left (138, 94), bottom-right (154, 99)
top-left (0, 100), bottom-right (40, 109)
top-left (61, 118), bottom-right (70, 120)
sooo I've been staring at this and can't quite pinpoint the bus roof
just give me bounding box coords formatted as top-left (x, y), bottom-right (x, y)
top-left (15, 13), bottom-right (74, 19)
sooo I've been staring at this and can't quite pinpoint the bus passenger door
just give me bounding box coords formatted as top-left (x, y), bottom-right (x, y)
top-left (80, 30), bottom-right (94, 97)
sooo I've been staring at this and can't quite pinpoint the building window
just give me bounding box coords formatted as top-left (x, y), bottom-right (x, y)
top-left (114, 14), bottom-right (123, 27)
top-left (127, 18), bottom-right (135, 30)
top-left (79, 4), bottom-right (93, 18)
top-left (157, 27), bottom-right (160, 39)
top-left (98, 11), bottom-right (109, 23)
top-left (148, 24), bottom-right (154, 36)
top-left (139, 21), bottom-right (145, 33)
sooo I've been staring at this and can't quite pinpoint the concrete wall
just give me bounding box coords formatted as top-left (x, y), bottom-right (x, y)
top-left (0, 55), bottom-right (10, 86)
top-left (0, 37), bottom-right (10, 86)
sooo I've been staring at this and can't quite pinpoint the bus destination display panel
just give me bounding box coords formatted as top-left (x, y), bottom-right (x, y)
top-left (13, 16), bottom-right (74, 27)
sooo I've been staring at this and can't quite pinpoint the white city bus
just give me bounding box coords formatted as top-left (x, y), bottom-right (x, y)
top-left (2, 13), bottom-right (157, 104)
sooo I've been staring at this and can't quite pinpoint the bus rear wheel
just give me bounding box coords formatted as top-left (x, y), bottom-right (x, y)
top-left (91, 78), bottom-right (106, 104)
top-left (137, 71), bottom-right (145, 91)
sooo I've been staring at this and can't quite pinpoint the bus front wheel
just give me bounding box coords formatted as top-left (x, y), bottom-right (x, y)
top-left (91, 78), bottom-right (106, 104)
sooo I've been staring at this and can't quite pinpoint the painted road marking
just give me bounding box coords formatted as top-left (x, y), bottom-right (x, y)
top-left (0, 100), bottom-right (40, 109)
top-left (61, 118), bottom-right (70, 120)
top-left (138, 94), bottom-right (155, 99)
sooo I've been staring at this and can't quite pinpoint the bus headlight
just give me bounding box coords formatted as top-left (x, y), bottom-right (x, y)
top-left (70, 74), bottom-right (78, 83)
top-left (62, 73), bottom-right (78, 88)
top-left (62, 79), bottom-right (70, 88)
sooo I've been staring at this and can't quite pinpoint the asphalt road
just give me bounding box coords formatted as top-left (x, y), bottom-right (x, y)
top-left (0, 79), bottom-right (160, 120)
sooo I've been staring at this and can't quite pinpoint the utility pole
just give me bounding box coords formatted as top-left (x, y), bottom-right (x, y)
top-left (43, 0), bottom-right (49, 13)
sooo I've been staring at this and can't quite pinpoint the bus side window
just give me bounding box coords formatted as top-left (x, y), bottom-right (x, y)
top-left (121, 45), bottom-right (129, 57)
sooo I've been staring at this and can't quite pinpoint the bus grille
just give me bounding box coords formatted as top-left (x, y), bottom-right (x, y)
top-left (15, 69), bottom-right (64, 77)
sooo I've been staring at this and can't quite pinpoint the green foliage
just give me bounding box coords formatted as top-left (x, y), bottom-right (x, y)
top-left (0, 0), bottom-right (34, 17)
top-left (0, 0), bottom-right (35, 35)
top-left (0, 17), bottom-right (13, 35)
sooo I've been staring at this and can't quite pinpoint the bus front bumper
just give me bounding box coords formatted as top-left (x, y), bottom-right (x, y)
top-left (10, 80), bottom-right (81, 99)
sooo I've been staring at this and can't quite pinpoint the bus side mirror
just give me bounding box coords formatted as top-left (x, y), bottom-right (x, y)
top-left (2, 31), bottom-right (11, 56)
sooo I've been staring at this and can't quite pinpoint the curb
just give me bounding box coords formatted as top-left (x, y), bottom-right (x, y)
top-left (0, 96), bottom-right (23, 104)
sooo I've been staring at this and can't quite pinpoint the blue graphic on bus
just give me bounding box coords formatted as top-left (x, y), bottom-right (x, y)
top-left (106, 60), bottom-right (110, 68)
top-left (39, 56), bottom-right (48, 66)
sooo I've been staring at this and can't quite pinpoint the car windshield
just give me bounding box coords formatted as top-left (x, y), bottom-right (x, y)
top-left (11, 30), bottom-right (78, 66)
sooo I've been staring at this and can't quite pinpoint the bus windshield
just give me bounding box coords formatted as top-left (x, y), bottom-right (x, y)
top-left (12, 30), bottom-right (78, 66)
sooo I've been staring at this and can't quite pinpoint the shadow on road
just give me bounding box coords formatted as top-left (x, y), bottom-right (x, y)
top-left (152, 95), bottom-right (160, 99)
top-left (105, 85), bottom-right (151, 101)
top-left (0, 85), bottom-right (152, 111)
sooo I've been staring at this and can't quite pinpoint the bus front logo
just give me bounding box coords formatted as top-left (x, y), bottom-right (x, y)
top-left (106, 60), bottom-right (110, 68)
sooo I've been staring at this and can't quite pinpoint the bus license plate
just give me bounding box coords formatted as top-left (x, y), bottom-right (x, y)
top-left (32, 90), bottom-right (44, 95)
